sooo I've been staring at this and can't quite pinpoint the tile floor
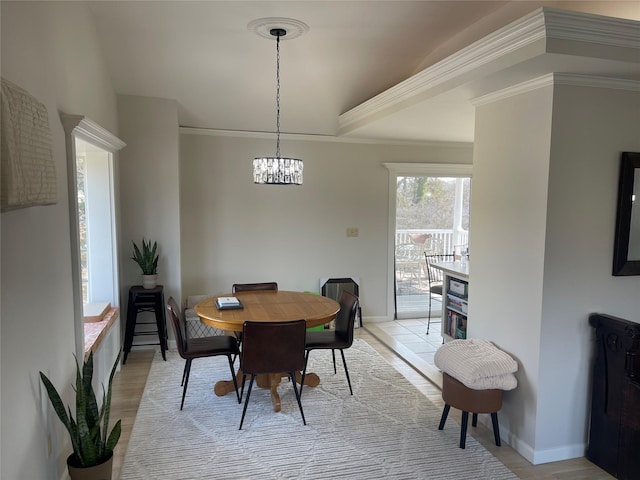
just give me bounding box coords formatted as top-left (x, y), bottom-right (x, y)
top-left (364, 316), bottom-right (445, 387)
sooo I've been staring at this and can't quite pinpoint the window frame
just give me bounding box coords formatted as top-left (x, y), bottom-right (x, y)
top-left (61, 114), bottom-right (126, 359)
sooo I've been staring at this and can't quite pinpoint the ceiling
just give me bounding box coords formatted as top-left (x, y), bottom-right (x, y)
top-left (87, 1), bottom-right (640, 144)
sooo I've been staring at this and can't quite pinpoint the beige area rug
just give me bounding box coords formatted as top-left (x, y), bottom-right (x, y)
top-left (120, 340), bottom-right (518, 479)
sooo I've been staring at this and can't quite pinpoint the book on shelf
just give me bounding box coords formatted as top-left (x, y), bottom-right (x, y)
top-left (455, 326), bottom-right (467, 339)
top-left (215, 296), bottom-right (243, 310)
top-left (447, 292), bottom-right (468, 305)
top-left (447, 294), bottom-right (467, 311)
top-left (448, 279), bottom-right (468, 297)
top-left (447, 311), bottom-right (461, 337)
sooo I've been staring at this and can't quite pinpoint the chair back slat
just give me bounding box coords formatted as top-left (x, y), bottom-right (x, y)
top-left (241, 320), bottom-right (306, 374)
top-left (424, 253), bottom-right (455, 285)
top-left (232, 282), bottom-right (278, 293)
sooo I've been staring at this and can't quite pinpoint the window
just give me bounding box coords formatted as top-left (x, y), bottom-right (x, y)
top-left (74, 138), bottom-right (118, 306)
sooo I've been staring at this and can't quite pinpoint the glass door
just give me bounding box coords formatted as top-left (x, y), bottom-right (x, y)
top-left (394, 175), bottom-right (470, 319)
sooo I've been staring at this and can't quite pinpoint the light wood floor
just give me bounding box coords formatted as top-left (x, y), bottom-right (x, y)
top-left (111, 328), bottom-right (612, 480)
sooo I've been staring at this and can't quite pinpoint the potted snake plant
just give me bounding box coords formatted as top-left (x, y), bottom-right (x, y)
top-left (131, 238), bottom-right (159, 288)
top-left (39, 351), bottom-right (121, 480)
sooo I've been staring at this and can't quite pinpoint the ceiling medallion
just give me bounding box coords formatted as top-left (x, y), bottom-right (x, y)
top-left (247, 17), bottom-right (309, 40)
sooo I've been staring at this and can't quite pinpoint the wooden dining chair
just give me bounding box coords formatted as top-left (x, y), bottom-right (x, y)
top-left (300, 290), bottom-right (359, 396)
top-left (166, 297), bottom-right (240, 410)
top-left (238, 320), bottom-right (307, 430)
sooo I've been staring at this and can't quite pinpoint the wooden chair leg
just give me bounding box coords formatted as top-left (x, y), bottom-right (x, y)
top-left (460, 411), bottom-right (469, 449)
top-left (472, 413), bottom-right (478, 427)
top-left (438, 404), bottom-right (450, 430)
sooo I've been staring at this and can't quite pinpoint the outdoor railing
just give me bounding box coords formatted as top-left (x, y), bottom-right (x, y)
top-left (395, 229), bottom-right (468, 255)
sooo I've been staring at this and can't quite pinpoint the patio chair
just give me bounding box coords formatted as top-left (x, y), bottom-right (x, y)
top-left (395, 243), bottom-right (425, 287)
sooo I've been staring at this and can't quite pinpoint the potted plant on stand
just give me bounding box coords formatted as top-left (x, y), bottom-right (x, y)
top-left (131, 238), bottom-right (159, 289)
top-left (39, 351), bottom-right (121, 480)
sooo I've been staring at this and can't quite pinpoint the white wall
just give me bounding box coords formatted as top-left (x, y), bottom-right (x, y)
top-left (470, 77), bottom-right (640, 464)
top-left (0, 2), bottom-right (118, 479)
top-left (537, 84), bottom-right (640, 457)
top-left (179, 133), bottom-right (472, 317)
top-left (117, 95), bottom-right (181, 324)
top-left (471, 84), bottom-right (554, 457)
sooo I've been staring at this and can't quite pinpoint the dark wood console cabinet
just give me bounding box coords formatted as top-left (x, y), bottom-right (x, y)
top-left (588, 313), bottom-right (640, 480)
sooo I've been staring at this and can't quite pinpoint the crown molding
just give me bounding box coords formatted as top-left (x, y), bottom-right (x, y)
top-left (384, 162), bottom-right (473, 176)
top-left (339, 7), bottom-right (640, 134)
top-left (552, 73), bottom-right (640, 91)
top-left (472, 73), bottom-right (640, 106)
top-left (471, 74), bottom-right (554, 106)
top-left (544, 8), bottom-right (640, 48)
top-left (179, 127), bottom-right (472, 148)
top-left (59, 113), bottom-right (126, 152)
top-left (339, 8), bottom-right (547, 131)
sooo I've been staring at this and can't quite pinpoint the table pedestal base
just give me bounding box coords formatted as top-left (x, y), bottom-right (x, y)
top-left (214, 370), bottom-right (320, 411)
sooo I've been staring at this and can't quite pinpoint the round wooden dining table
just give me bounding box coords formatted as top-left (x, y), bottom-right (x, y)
top-left (195, 290), bottom-right (340, 411)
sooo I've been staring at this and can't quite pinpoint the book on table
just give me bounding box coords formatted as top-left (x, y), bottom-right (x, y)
top-left (215, 296), bottom-right (243, 310)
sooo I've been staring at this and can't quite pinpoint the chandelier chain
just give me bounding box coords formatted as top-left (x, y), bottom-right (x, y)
top-left (275, 33), bottom-right (281, 158)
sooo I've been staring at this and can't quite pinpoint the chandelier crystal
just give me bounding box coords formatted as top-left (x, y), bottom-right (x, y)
top-left (253, 27), bottom-right (303, 185)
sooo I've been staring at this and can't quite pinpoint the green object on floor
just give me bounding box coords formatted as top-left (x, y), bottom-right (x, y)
top-left (304, 291), bottom-right (326, 330)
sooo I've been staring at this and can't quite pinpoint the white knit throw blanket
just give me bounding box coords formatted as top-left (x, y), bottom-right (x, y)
top-left (434, 339), bottom-right (518, 390)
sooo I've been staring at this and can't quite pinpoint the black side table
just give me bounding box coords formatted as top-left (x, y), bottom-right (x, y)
top-left (123, 285), bottom-right (167, 364)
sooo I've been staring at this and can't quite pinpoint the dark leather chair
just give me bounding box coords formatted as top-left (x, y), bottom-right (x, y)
top-left (232, 282), bottom-right (278, 293)
top-left (300, 290), bottom-right (359, 396)
top-left (230, 282), bottom-right (278, 363)
top-left (238, 320), bottom-right (307, 430)
top-left (166, 297), bottom-right (240, 410)
top-left (424, 253), bottom-right (455, 334)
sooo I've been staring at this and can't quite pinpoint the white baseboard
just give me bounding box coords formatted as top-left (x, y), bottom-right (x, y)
top-left (477, 417), bottom-right (586, 465)
top-left (530, 442), bottom-right (586, 465)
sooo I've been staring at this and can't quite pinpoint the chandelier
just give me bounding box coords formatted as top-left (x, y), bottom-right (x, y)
top-left (253, 27), bottom-right (303, 185)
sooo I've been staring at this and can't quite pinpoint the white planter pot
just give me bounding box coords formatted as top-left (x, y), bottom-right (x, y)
top-left (142, 274), bottom-right (158, 289)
